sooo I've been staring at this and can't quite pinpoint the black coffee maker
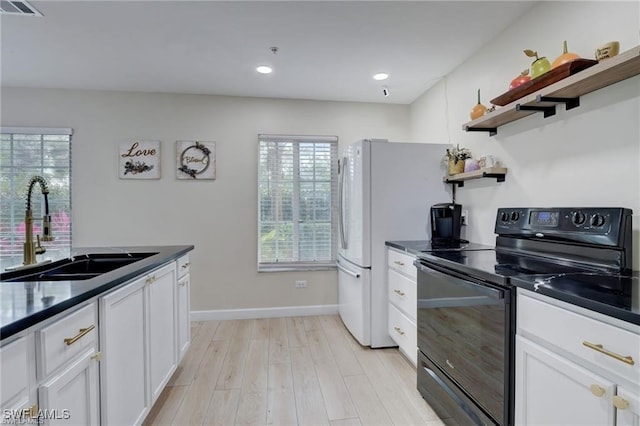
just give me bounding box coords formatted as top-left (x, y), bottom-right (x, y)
top-left (430, 203), bottom-right (463, 246)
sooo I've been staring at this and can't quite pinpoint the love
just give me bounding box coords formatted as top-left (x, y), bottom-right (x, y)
top-left (122, 142), bottom-right (156, 158)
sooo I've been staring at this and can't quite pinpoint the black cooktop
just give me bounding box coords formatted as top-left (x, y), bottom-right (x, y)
top-left (512, 272), bottom-right (639, 325)
top-left (418, 249), bottom-right (606, 286)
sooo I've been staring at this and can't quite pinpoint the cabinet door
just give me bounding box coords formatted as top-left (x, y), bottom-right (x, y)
top-left (176, 273), bottom-right (191, 362)
top-left (38, 349), bottom-right (99, 426)
top-left (616, 387), bottom-right (640, 426)
top-left (147, 264), bottom-right (177, 404)
top-left (0, 334), bottom-right (37, 418)
top-left (100, 277), bottom-right (148, 426)
top-left (516, 335), bottom-right (616, 426)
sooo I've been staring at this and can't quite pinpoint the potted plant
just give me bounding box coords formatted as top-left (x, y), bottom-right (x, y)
top-left (444, 144), bottom-right (472, 175)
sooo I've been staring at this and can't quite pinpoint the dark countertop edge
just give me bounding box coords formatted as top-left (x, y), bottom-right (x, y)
top-left (385, 240), bottom-right (430, 256)
top-left (513, 279), bottom-right (640, 326)
top-left (1, 245), bottom-right (194, 341)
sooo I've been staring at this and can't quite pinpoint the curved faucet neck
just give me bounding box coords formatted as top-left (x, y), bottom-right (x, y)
top-left (26, 175), bottom-right (49, 212)
top-left (23, 175), bottom-right (52, 265)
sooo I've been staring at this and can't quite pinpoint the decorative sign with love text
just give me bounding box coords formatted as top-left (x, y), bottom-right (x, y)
top-left (119, 140), bottom-right (161, 179)
top-left (176, 140), bottom-right (216, 180)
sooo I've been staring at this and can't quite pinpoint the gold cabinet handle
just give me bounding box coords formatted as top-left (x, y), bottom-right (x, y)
top-left (29, 403), bottom-right (38, 417)
top-left (613, 395), bottom-right (629, 410)
top-left (394, 326), bottom-right (405, 336)
top-left (393, 289), bottom-right (405, 296)
top-left (590, 384), bottom-right (606, 397)
top-left (393, 260), bottom-right (405, 267)
top-left (145, 274), bottom-right (157, 284)
top-left (583, 341), bottom-right (635, 365)
top-left (90, 352), bottom-right (102, 362)
top-left (64, 324), bottom-right (95, 346)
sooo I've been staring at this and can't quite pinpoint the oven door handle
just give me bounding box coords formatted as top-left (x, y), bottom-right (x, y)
top-left (414, 260), bottom-right (504, 300)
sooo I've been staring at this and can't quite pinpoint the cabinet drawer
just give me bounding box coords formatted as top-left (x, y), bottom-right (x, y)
top-left (518, 292), bottom-right (640, 385)
top-left (388, 303), bottom-right (417, 366)
top-left (387, 249), bottom-right (416, 280)
top-left (37, 303), bottom-right (98, 379)
top-left (177, 254), bottom-right (190, 278)
top-left (387, 268), bottom-right (416, 321)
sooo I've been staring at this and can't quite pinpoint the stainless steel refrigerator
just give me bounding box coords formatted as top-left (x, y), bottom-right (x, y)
top-left (336, 139), bottom-right (451, 347)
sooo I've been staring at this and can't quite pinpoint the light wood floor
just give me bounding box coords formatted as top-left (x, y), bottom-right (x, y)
top-left (144, 315), bottom-right (445, 426)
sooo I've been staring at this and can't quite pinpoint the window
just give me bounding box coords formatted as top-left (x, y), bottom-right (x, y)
top-left (0, 127), bottom-right (72, 260)
top-left (258, 134), bottom-right (338, 271)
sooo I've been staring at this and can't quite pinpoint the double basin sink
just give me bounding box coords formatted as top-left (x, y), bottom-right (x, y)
top-left (1, 252), bottom-right (158, 282)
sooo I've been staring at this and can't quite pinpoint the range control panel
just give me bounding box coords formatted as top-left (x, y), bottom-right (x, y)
top-left (494, 207), bottom-right (633, 246)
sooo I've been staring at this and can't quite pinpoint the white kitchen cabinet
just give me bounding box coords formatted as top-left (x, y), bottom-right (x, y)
top-left (386, 247), bottom-right (417, 366)
top-left (38, 348), bottom-right (100, 426)
top-left (516, 335), bottom-right (615, 425)
top-left (516, 289), bottom-right (640, 426)
top-left (176, 253), bottom-right (191, 362)
top-left (35, 301), bottom-right (100, 426)
top-left (615, 387), bottom-right (640, 426)
top-left (100, 276), bottom-right (148, 426)
top-left (36, 303), bottom-right (98, 379)
top-left (147, 263), bottom-right (177, 403)
top-left (0, 334), bottom-right (37, 419)
top-left (99, 262), bottom-right (177, 426)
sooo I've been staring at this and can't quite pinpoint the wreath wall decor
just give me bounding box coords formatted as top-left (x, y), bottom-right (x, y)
top-left (176, 140), bottom-right (216, 180)
top-left (119, 140), bottom-right (161, 179)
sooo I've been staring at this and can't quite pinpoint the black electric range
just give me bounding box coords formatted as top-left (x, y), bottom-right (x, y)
top-left (414, 207), bottom-right (634, 426)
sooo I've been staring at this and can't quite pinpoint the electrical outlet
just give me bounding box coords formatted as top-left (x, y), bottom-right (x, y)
top-left (295, 280), bottom-right (307, 288)
top-left (461, 210), bottom-right (469, 226)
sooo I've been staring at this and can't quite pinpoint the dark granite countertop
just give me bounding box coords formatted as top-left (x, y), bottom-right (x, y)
top-left (385, 240), bottom-right (432, 256)
top-left (512, 272), bottom-right (640, 326)
top-left (1, 245), bottom-right (194, 341)
top-left (386, 240), bottom-right (494, 256)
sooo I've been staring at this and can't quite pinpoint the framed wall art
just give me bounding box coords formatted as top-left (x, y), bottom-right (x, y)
top-left (119, 140), bottom-right (161, 179)
top-left (176, 140), bottom-right (216, 180)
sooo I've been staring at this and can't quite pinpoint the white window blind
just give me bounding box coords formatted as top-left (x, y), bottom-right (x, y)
top-left (258, 134), bottom-right (338, 271)
top-left (0, 128), bottom-right (72, 260)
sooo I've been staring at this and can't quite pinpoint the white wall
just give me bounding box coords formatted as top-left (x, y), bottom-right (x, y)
top-left (1, 88), bottom-right (410, 312)
top-left (410, 1), bottom-right (640, 269)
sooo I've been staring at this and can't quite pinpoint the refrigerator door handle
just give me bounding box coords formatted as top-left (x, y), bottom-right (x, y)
top-left (338, 157), bottom-right (344, 248)
top-left (338, 156), bottom-right (348, 249)
top-left (336, 261), bottom-right (360, 278)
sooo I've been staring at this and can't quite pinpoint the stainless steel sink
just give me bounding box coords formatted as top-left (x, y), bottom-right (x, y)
top-left (1, 252), bottom-right (158, 282)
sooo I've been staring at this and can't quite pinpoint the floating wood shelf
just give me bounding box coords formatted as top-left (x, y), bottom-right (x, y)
top-left (443, 167), bottom-right (508, 187)
top-left (462, 45), bottom-right (640, 136)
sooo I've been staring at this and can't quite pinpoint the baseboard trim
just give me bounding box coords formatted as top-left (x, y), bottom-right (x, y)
top-left (190, 304), bottom-right (338, 321)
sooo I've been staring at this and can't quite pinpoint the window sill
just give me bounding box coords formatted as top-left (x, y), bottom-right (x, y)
top-left (258, 264), bottom-right (337, 273)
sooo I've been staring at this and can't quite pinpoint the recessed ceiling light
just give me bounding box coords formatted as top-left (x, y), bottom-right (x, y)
top-left (373, 72), bottom-right (389, 81)
top-left (256, 65), bottom-right (273, 74)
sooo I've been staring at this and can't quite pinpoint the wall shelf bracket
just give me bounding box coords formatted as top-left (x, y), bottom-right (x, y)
top-left (443, 167), bottom-right (508, 188)
top-left (516, 103), bottom-right (556, 118)
top-left (536, 94), bottom-right (580, 110)
top-left (464, 126), bottom-right (497, 137)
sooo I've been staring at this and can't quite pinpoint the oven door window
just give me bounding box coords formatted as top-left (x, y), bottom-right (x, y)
top-left (417, 262), bottom-right (508, 424)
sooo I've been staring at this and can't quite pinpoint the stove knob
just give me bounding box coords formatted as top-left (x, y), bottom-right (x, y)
top-left (572, 211), bottom-right (586, 225)
top-left (511, 211), bottom-right (520, 221)
top-left (590, 214), bottom-right (605, 227)
top-left (501, 212), bottom-right (510, 222)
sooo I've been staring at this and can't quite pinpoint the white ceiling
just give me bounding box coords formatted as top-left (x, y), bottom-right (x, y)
top-left (0, 1), bottom-right (536, 104)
